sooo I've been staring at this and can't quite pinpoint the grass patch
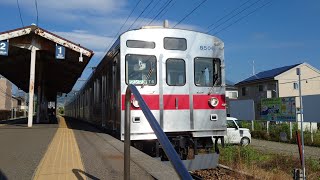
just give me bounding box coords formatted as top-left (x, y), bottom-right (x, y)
top-left (219, 145), bottom-right (320, 179)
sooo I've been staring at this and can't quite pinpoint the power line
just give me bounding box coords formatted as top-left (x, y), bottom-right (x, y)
top-left (278, 75), bottom-right (320, 85)
top-left (208, 0), bottom-right (264, 34)
top-left (16, 0), bottom-right (24, 27)
top-left (173, 0), bottom-right (208, 28)
top-left (148, 0), bottom-right (173, 25)
top-left (127, 0), bottom-right (155, 30)
top-left (136, 0), bottom-right (162, 28)
top-left (98, 0), bottom-right (143, 63)
top-left (157, 0), bottom-right (178, 21)
top-left (207, 0), bottom-right (251, 30)
top-left (213, 0), bottom-right (272, 36)
top-left (34, 0), bottom-right (39, 26)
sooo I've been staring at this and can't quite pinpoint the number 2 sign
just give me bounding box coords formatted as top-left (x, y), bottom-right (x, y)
top-left (0, 40), bottom-right (9, 56)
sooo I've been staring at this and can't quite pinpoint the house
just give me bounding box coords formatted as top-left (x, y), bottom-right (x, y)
top-left (235, 62), bottom-right (320, 124)
top-left (225, 80), bottom-right (238, 100)
top-left (225, 80), bottom-right (238, 116)
top-left (0, 77), bottom-right (12, 110)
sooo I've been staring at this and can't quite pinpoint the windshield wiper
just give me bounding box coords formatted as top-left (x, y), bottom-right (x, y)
top-left (141, 67), bottom-right (154, 88)
top-left (208, 74), bottom-right (219, 95)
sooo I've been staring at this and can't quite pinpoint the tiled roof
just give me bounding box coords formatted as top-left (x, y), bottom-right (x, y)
top-left (236, 63), bottom-right (301, 85)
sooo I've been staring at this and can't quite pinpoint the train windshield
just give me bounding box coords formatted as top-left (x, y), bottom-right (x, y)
top-left (194, 58), bottom-right (221, 87)
top-left (126, 54), bottom-right (157, 86)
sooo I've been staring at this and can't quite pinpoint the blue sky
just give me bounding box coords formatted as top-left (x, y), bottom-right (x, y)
top-left (1, 0), bottom-right (320, 91)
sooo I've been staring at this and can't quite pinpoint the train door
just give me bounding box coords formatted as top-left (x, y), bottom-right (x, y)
top-left (111, 53), bottom-right (121, 131)
top-left (162, 55), bottom-right (190, 131)
top-left (101, 75), bottom-right (106, 127)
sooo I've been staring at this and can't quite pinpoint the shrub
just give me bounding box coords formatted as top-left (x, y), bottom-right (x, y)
top-left (253, 121), bottom-right (264, 131)
top-left (252, 130), bottom-right (270, 140)
top-left (269, 123), bottom-right (290, 142)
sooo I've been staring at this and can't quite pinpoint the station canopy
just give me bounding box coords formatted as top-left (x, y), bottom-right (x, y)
top-left (0, 25), bottom-right (93, 101)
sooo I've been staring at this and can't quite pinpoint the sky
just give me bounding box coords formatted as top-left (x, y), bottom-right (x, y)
top-left (1, 0), bottom-right (320, 92)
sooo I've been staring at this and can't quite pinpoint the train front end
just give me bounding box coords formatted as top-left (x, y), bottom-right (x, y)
top-left (120, 27), bottom-right (226, 163)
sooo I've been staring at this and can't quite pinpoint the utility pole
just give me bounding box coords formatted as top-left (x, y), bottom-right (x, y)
top-left (252, 60), bottom-right (255, 75)
top-left (297, 68), bottom-right (306, 180)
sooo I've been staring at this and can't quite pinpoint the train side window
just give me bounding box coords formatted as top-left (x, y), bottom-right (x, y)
top-left (194, 58), bottom-right (221, 87)
top-left (166, 58), bottom-right (186, 86)
top-left (125, 54), bottom-right (157, 86)
top-left (164, 37), bottom-right (187, 51)
top-left (126, 40), bottom-right (155, 49)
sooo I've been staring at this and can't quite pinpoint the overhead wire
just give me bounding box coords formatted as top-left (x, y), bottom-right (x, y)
top-left (98, 0), bottom-right (143, 63)
top-left (148, 0), bottom-right (173, 25)
top-left (212, 0), bottom-right (272, 35)
top-left (16, 0), bottom-right (24, 27)
top-left (278, 75), bottom-right (320, 85)
top-left (173, 0), bottom-right (208, 28)
top-left (127, 0), bottom-right (155, 30)
top-left (157, 0), bottom-right (178, 21)
top-left (136, 0), bottom-right (162, 28)
top-left (207, 0), bottom-right (264, 33)
top-left (206, 0), bottom-right (251, 30)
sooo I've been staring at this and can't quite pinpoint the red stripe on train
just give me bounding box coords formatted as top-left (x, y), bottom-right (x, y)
top-left (121, 95), bottom-right (159, 110)
top-left (121, 94), bottom-right (226, 110)
top-left (193, 94), bottom-right (226, 109)
top-left (163, 95), bottom-right (189, 110)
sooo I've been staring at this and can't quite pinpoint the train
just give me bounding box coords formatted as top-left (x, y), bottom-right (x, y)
top-left (65, 24), bottom-right (227, 162)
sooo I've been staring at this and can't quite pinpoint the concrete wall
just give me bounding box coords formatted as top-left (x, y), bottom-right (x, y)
top-left (0, 78), bottom-right (12, 110)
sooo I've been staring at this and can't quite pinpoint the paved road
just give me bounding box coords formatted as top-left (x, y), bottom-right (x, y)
top-left (251, 138), bottom-right (320, 159)
top-left (0, 120), bottom-right (58, 180)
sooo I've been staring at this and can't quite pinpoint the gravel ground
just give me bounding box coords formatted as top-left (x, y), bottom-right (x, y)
top-left (191, 166), bottom-right (254, 180)
top-left (251, 138), bottom-right (320, 159)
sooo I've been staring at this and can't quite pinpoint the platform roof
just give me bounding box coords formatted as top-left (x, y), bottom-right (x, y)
top-left (0, 25), bottom-right (93, 101)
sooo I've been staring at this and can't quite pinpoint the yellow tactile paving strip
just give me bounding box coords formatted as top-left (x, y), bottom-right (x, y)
top-left (33, 117), bottom-right (85, 180)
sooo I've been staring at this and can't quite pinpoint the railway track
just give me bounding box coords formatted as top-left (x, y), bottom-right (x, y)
top-left (190, 164), bottom-right (255, 180)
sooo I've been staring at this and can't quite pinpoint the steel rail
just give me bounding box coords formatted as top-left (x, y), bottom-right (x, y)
top-left (124, 84), bottom-right (192, 180)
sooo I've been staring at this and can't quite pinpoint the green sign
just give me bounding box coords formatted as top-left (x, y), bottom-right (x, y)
top-left (261, 97), bottom-right (296, 121)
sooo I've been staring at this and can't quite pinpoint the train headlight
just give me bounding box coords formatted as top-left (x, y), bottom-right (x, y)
top-left (131, 98), bottom-right (140, 108)
top-left (208, 97), bottom-right (219, 107)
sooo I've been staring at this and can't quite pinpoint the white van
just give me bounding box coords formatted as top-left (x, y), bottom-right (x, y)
top-left (214, 117), bottom-right (252, 146)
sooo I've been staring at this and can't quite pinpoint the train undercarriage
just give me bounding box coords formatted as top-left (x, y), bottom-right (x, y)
top-left (132, 133), bottom-right (224, 170)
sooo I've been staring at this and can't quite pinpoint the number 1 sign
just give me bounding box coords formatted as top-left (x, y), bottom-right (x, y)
top-left (0, 40), bottom-right (9, 56)
top-left (56, 44), bottom-right (65, 60)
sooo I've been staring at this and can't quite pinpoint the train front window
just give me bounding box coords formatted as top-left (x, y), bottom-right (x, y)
top-left (164, 37), bottom-right (187, 51)
top-left (166, 58), bottom-right (186, 86)
top-left (126, 40), bottom-right (155, 49)
top-left (194, 58), bottom-right (221, 87)
top-left (126, 54), bottom-right (157, 86)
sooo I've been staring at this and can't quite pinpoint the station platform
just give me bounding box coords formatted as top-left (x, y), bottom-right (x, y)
top-left (0, 116), bottom-right (179, 180)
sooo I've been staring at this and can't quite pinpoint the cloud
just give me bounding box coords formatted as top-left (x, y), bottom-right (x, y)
top-left (53, 30), bottom-right (113, 52)
top-left (1, 0), bottom-right (127, 31)
top-left (2, 0), bottom-right (125, 14)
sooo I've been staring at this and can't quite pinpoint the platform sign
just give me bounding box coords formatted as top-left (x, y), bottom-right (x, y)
top-left (0, 40), bottom-right (9, 56)
top-left (55, 44), bottom-right (65, 59)
top-left (261, 97), bottom-right (296, 121)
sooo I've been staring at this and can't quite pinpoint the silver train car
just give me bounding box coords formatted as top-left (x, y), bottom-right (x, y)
top-left (65, 26), bottom-right (227, 160)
